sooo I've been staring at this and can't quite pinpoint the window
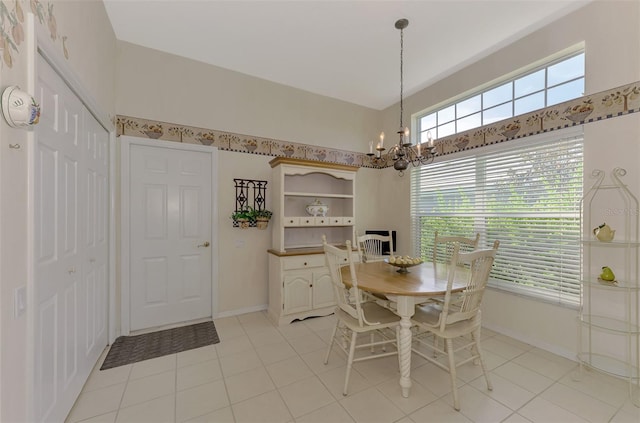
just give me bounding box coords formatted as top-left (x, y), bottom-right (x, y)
top-left (410, 130), bottom-right (584, 306)
top-left (418, 52), bottom-right (584, 143)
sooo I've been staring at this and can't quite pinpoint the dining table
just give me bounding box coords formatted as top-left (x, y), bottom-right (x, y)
top-left (340, 260), bottom-right (468, 398)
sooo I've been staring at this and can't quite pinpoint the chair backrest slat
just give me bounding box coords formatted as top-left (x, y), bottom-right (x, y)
top-left (357, 233), bottom-right (394, 263)
top-left (433, 231), bottom-right (480, 264)
top-left (440, 241), bottom-right (499, 329)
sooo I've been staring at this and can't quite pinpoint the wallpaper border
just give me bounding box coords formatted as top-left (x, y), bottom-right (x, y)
top-left (117, 80), bottom-right (639, 168)
top-left (0, 1), bottom-right (69, 69)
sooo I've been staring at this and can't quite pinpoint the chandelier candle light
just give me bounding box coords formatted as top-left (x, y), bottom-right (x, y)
top-left (367, 18), bottom-right (436, 176)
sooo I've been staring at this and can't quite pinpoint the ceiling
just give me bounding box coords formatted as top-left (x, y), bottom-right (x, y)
top-left (103, 0), bottom-right (591, 110)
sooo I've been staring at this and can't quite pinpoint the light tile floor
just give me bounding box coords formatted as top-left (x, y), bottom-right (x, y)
top-left (66, 311), bottom-right (640, 423)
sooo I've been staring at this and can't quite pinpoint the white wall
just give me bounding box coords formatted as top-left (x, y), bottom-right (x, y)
top-left (379, 0), bottom-right (640, 359)
top-left (0, 1), bottom-right (116, 421)
top-left (216, 151), bottom-right (273, 314)
top-left (0, 32), bottom-right (31, 423)
top-left (115, 42), bottom-right (383, 315)
top-left (115, 41), bottom-right (381, 152)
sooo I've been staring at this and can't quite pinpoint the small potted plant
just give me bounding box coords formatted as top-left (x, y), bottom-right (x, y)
top-left (254, 209), bottom-right (273, 230)
top-left (231, 206), bottom-right (254, 229)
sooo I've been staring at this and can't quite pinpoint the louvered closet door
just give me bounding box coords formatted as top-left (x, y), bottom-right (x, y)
top-left (33, 55), bottom-right (109, 423)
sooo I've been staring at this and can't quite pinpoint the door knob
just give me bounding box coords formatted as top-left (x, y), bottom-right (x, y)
top-left (198, 241), bottom-right (210, 248)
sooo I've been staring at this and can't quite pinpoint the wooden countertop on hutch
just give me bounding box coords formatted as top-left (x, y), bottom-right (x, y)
top-left (268, 247), bottom-right (324, 257)
top-left (268, 157), bottom-right (359, 172)
top-left (268, 245), bottom-right (356, 257)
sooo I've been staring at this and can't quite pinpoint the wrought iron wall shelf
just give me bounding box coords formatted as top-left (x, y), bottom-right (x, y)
top-left (232, 178), bottom-right (268, 228)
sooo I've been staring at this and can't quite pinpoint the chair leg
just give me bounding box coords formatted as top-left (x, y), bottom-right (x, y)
top-left (343, 331), bottom-right (358, 396)
top-left (324, 320), bottom-right (339, 365)
top-left (446, 338), bottom-right (460, 411)
top-left (470, 332), bottom-right (480, 365)
top-left (370, 332), bottom-right (375, 353)
top-left (341, 323), bottom-right (349, 349)
top-left (473, 327), bottom-right (493, 391)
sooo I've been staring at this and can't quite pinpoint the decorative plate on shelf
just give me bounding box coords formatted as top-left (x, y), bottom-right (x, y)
top-left (385, 257), bottom-right (423, 273)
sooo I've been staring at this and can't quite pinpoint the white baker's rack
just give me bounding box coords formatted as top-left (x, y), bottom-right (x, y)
top-left (577, 168), bottom-right (639, 407)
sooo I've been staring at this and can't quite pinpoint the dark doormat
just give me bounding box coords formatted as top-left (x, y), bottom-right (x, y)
top-left (100, 321), bottom-right (220, 370)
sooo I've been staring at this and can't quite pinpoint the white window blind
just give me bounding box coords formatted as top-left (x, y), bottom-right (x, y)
top-left (410, 130), bottom-right (584, 306)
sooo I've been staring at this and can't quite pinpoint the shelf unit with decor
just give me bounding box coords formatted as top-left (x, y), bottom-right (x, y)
top-left (578, 168), bottom-right (640, 407)
top-left (267, 157), bottom-right (358, 326)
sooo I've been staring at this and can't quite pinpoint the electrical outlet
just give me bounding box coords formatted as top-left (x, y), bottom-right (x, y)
top-left (14, 285), bottom-right (26, 318)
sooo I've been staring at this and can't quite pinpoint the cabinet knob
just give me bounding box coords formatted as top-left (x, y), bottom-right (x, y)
top-left (303, 262), bottom-right (308, 266)
top-left (198, 241), bottom-right (211, 248)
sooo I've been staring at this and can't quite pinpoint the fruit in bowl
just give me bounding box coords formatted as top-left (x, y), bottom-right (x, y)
top-left (388, 256), bottom-right (423, 265)
top-left (387, 256), bottom-right (423, 273)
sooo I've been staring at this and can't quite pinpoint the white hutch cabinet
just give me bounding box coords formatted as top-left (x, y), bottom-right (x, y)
top-left (267, 157), bottom-right (358, 325)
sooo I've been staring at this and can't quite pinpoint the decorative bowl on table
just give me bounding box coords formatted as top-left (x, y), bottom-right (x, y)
top-left (385, 256), bottom-right (423, 273)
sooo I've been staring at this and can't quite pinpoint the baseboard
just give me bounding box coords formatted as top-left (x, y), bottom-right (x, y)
top-left (482, 322), bottom-right (577, 362)
top-left (215, 304), bottom-right (268, 319)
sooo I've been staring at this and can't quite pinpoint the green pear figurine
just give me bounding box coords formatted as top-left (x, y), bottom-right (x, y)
top-left (600, 266), bottom-right (615, 281)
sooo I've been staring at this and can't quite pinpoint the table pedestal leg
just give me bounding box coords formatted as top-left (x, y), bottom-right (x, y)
top-left (395, 296), bottom-right (414, 398)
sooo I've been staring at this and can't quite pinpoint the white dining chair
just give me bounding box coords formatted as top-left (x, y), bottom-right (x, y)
top-left (356, 233), bottom-right (394, 263)
top-left (432, 231), bottom-right (480, 264)
top-left (428, 231), bottom-right (480, 313)
top-left (412, 241), bottom-right (499, 411)
top-left (323, 238), bottom-right (401, 396)
top-left (355, 232), bottom-right (397, 308)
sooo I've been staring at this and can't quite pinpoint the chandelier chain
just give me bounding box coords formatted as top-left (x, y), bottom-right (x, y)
top-left (400, 24), bottom-right (404, 130)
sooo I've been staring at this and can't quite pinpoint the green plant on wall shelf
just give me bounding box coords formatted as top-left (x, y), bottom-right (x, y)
top-left (231, 206), bottom-right (254, 229)
top-left (254, 209), bottom-right (273, 230)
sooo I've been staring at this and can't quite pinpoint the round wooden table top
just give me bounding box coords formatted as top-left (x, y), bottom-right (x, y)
top-left (340, 260), bottom-right (467, 297)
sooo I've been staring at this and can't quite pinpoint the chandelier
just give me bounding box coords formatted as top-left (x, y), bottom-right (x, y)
top-left (366, 18), bottom-right (436, 176)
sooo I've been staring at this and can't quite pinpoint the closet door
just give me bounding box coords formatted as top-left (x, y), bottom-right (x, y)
top-left (82, 111), bottom-right (109, 362)
top-left (33, 55), bottom-right (109, 423)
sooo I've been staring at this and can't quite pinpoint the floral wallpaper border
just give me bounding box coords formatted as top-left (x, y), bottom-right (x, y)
top-left (0, 0), bottom-right (69, 69)
top-left (117, 80), bottom-right (640, 169)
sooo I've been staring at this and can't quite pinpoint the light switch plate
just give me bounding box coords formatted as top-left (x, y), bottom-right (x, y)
top-left (14, 285), bottom-right (26, 318)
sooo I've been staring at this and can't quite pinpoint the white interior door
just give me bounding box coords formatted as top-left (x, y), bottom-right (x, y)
top-left (83, 111), bottom-right (110, 357)
top-left (33, 55), bottom-right (109, 423)
top-left (129, 143), bottom-right (212, 331)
